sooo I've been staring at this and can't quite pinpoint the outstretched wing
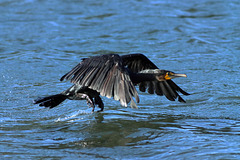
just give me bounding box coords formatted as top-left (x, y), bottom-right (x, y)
top-left (60, 54), bottom-right (139, 107)
top-left (121, 53), bottom-right (158, 73)
top-left (122, 53), bottom-right (190, 102)
top-left (139, 79), bottom-right (190, 103)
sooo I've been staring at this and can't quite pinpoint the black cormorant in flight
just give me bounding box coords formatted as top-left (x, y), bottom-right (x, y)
top-left (34, 53), bottom-right (190, 112)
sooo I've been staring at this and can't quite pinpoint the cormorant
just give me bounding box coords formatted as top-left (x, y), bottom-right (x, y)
top-left (34, 53), bottom-right (190, 112)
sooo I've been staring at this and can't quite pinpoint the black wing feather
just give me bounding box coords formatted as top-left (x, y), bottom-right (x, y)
top-left (121, 53), bottom-right (158, 72)
top-left (167, 80), bottom-right (190, 96)
top-left (60, 54), bottom-right (139, 107)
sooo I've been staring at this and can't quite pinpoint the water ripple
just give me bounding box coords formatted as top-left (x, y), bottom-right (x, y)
top-left (1, 0), bottom-right (240, 159)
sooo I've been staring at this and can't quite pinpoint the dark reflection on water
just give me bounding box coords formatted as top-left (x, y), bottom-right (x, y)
top-left (1, 0), bottom-right (240, 159)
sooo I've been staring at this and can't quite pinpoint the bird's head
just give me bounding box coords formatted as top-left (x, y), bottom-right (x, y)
top-left (156, 70), bottom-right (187, 81)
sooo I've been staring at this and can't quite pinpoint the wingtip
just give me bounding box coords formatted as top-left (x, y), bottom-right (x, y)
top-left (60, 74), bottom-right (66, 81)
top-left (178, 96), bottom-right (186, 103)
top-left (130, 99), bottom-right (138, 109)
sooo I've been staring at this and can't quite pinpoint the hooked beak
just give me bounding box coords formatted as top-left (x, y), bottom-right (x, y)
top-left (165, 73), bottom-right (187, 80)
top-left (172, 73), bottom-right (187, 78)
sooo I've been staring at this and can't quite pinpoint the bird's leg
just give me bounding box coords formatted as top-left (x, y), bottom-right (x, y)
top-left (77, 93), bottom-right (95, 112)
top-left (94, 95), bottom-right (104, 112)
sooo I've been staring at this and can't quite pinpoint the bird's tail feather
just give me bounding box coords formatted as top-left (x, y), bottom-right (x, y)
top-left (34, 94), bottom-right (67, 109)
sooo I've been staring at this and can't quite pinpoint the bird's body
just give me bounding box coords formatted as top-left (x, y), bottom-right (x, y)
top-left (34, 53), bottom-right (190, 111)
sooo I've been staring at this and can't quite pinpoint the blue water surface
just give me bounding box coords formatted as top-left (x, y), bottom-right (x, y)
top-left (1, 0), bottom-right (240, 159)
